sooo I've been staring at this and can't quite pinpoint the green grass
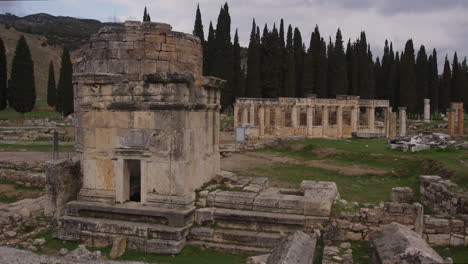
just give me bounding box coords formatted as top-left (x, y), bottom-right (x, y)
top-left (0, 192), bottom-right (18, 203)
top-left (0, 143), bottom-right (74, 152)
top-left (118, 247), bottom-right (247, 264)
top-left (350, 241), bottom-right (372, 264)
top-left (434, 246), bottom-right (468, 263)
top-left (0, 107), bottom-right (62, 120)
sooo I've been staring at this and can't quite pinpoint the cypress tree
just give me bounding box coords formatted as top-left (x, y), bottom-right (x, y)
top-left (460, 57), bottom-right (468, 109)
top-left (415, 45), bottom-right (429, 113)
top-left (386, 42), bottom-right (396, 104)
top-left (205, 22), bottom-right (215, 76)
top-left (302, 32), bottom-right (314, 95)
top-left (143, 7), bottom-right (151, 22)
top-left (345, 39), bottom-right (353, 94)
top-left (349, 41), bottom-right (359, 96)
top-left (246, 19), bottom-right (261, 97)
top-left (330, 28), bottom-right (348, 96)
top-left (0, 37), bottom-right (7, 110)
top-left (56, 47), bottom-right (73, 116)
top-left (317, 38), bottom-right (328, 98)
top-left (399, 39), bottom-right (417, 112)
top-left (375, 57), bottom-right (383, 98)
top-left (232, 29), bottom-right (243, 99)
top-left (46, 61), bottom-right (56, 108)
top-left (279, 19), bottom-right (285, 48)
top-left (326, 37), bottom-right (334, 97)
top-left (367, 45), bottom-right (376, 98)
top-left (428, 49), bottom-right (439, 113)
top-left (293, 27), bottom-right (304, 97)
top-left (451, 53), bottom-right (464, 103)
top-left (193, 4), bottom-right (204, 41)
top-left (261, 24), bottom-right (282, 98)
top-left (440, 56), bottom-right (451, 111)
top-left (213, 3), bottom-right (233, 108)
top-left (380, 40), bottom-right (391, 99)
top-left (8, 36), bottom-right (35, 114)
top-left (357, 32), bottom-right (369, 98)
top-left (310, 25), bottom-right (324, 95)
top-left (284, 25), bottom-right (296, 97)
top-left (392, 52), bottom-right (401, 108)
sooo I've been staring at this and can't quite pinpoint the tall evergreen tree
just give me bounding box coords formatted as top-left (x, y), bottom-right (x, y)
top-left (213, 3), bottom-right (233, 108)
top-left (345, 39), bottom-right (353, 94)
top-left (380, 40), bottom-right (391, 99)
top-left (205, 22), bottom-right (215, 76)
top-left (284, 25), bottom-right (296, 97)
top-left (279, 19), bottom-right (285, 48)
top-left (374, 57), bottom-right (383, 98)
top-left (392, 52), bottom-right (401, 108)
top-left (310, 25), bottom-right (325, 95)
top-left (367, 45), bottom-right (376, 98)
top-left (399, 39), bottom-right (417, 112)
top-left (329, 28), bottom-right (348, 96)
top-left (460, 57), bottom-right (468, 109)
top-left (357, 32), bottom-right (370, 98)
top-left (293, 27), bottom-right (304, 97)
top-left (317, 39), bottom-right (328, 98)
top-left (260, 25), bottom-right (282, 98)
top-left (8, 36), bottom-right (35, 114)
top-left (415, 45), bottom-right (429, 113)
top-left (143, 7), bottom-right (151, 22)
top-left (302, 32), bottom-right (314, 95)
top-left (326, 37), bottom-right (334, 97)
top-left (56, 47), bottom-right (73, 116)
top-left (439, 56), bottom-right (451, 111)
top-left (232, 29), bottom-right (243, 99)
top-left (46, 61), bottom-right (56, 108)
top-left (428, 49), bottom-right (439, 113)
top-left (246, 19), bottom-right (261, 97)
top-left (451, 52), bottom-right (464, 103)
top-left (349, 41), bottom-right (359, 96)
top-left (193, 4), bottom-right (208, 76)
top-left (0, 37), bottom-right (7, 110)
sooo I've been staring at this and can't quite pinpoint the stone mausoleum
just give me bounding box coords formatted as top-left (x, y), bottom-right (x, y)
top-left (54, 21), bottom-right (224, 253)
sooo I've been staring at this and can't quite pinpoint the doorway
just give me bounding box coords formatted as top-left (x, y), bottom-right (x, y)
top-left (125, 159), bottom-right (141, 202)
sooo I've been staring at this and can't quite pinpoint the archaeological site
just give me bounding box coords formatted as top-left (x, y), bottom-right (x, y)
top-left (0, 4), bottom-right (468, 264)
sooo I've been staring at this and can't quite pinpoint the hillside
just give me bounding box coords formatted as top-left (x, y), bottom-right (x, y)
top-left (0, 24), bottom-right (62, 101)
top-left (0, 13), bottom-right (119, 50)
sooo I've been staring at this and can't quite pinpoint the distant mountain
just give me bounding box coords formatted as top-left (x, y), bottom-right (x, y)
top-left (0, 13), bottom-right (121, 50)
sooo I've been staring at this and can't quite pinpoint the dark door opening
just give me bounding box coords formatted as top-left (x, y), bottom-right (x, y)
top-left (126, 159), bottom-right (141, 202)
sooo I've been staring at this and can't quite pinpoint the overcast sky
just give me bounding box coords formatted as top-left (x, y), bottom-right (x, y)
top-left (1, 0), bottom-right (467, 70)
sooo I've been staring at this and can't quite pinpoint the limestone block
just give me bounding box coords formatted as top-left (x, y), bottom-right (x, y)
top-left (195, 208), bottom-right (214, 225)
top-left (214, 191), bottom-right (256, 210)
top-left (44, 158), bottom-right (82, 219)
top-left (301, 181), bottom-right (339, 216)
top-left (155, 60), bottom-right (169, 72)
top-left (266, 231), bottom-right (317, 264)
top-left (247, 254), bottom-right (270, 264)
top-left (95, 159), bottom-right (114, 190)
top-left (427, 234), bottom-right (451, 246)
top-left (391, 187), bottom-right (414, 203)
top-left (95, 128), bottom-right (117, 149)
top-left (109, 237), bottom-right (127, 259)
top-left (371, 223), bottom-right (448, 263)
top-left (142, 60), bottom-right (157, 74)
top-left (134, 112), bottom-right (155, 129)
top-left (450, 234), bottom-right (465, 246)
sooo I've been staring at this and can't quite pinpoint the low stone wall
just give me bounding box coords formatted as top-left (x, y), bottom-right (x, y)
top-left (0, 126), bottom-right (74, 141)
top-left (420, 175), bottom-right (468, 216)
top-left (0, 169), bottom-right (46, 187)
top-left (423, 215), bottom-right (468, 247)
top-left (0, 160), bottom-right (44, 172)
top-left (325, 202), bottom-right (424, 242)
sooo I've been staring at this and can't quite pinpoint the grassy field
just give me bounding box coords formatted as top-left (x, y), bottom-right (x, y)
top-left (234, 138), bottom-right (468, 203)
top-left (33, 229), bottom-right (247, 264)
top-left (434, 246), bottom-right (468, 263)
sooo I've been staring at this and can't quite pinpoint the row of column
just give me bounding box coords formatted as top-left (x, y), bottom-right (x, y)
top-left (235, 104), bottom-right (393, 138)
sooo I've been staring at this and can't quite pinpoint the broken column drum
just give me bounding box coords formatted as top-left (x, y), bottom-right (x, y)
top-left (55, 21), bottom-right (224, 254)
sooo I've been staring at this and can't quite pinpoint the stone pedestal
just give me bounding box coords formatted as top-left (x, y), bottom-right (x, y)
top-left (398, 107), bottom-right (407, 136)
top-left (447, 108), bottom-right (455, 136)
top-left (424, 99), bottom-right (430, 123)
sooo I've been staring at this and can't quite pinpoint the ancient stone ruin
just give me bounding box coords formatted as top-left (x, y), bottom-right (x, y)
top-left (447, 102), bottom-right (464, 137)
top-left (53, 21), bottom-right (224, 253)
top-left (233, 95), bottom-right (406, 139)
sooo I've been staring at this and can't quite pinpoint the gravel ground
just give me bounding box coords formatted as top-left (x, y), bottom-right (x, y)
top-left (0, 247), bottom-right (144, 264)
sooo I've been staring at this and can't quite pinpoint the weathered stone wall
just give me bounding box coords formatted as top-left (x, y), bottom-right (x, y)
top-left (0, 169), bottom-right (45, 187)
top-left (420, 175), bottom-right (468, 216)
top-left (423, 215), bottom-right (468, 247)
top-left (72, 21), bottom-right (223, 209)
top-left (0, 127), bottom-right (73, 141)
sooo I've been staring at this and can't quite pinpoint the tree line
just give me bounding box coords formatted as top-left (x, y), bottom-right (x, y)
top-left (193, 3), bottom-right (468, 114)
top-left (0, 35), bottom-right (74, 116)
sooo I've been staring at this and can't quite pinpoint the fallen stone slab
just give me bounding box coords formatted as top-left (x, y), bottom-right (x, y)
top-left (352, 132), bottom-right (386, 138)
top-left (370, 223), bottom-right (452, 264)
top-left (247, 254), bottom-right (270, 264)
top-left (266, 231), bottom-right (317, 264)
top-left (300, 181), bottom-right (339, 216)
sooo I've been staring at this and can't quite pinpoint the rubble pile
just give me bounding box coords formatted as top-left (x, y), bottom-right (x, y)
top-left (389, 133), bottom-right (468, 152)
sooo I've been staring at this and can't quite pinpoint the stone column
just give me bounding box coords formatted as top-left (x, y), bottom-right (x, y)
top-left (114, 158), bottom-right (126, 203)
top-left (351, 106), bottom-right (358, 132)
top-left (291, 105), bottom-right (298, 128)
top-left (242, 106), bottom-right (248, 125)
top-left (389, 112), bottom-right (398, 138)
top-left (322, 106), bottom-right (329, 136)
top-left (368, 106), bottom-right (375, 132)
top-left (233, 104), bottom-right (239, 128)
top-left (249, 104), bottom-right (255, 126)
top-left (424, 99), bottom-right (430, 123)
top-left (447, 108), bottom-right (455, 136)
top-left (306, 106), bottom-right (313, 137)
top-left (140, 160), bottom-right (148, 205)
top-left (399, 107), bottom-right (407, 136)
top-left (337, 106), bottom-right (343, 138)
top-left (457, 108), bottom-right (464, 136)
top-left (259, 106), bottom-right (265, 137)
top-left (384, 107), bottom-right (391, 138)
top-left (265, 106), bottom-right (271, 134)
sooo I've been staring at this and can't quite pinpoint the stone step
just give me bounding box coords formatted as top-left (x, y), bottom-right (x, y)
top-left (189, 227), bottom-right (282, 248)
top-left (197, 208), bottom-right (328, 233)
top-left (66, 200), bottom-right (194, 227)
top-left (54, 227), bottom-right (185, 254)
top-left (187, 240), bottom-right (271, 255)
top-left (58, 215), bottom-right (190, 240)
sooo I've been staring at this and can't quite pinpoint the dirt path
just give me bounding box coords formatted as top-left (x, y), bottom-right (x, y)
top-left (222, 151), bottom-right (388, 176)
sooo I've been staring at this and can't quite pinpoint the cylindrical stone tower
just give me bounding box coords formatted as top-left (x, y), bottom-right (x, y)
top-left (72, 21), bottom-right (223, 209)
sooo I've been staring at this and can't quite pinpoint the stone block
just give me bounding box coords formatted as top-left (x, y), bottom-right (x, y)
top-left (247, 254), bottom-right (270, 264)
top-left (391, 187), bottom-right (414, 203)
top-left (371, 223), bottom-right (448, 263)
top-left (427, 234), bottom-right (451, 246)
top-left (109, 237), bottom-right (127, 259)
top-left (301, 181), bottom-right (339, 216)
top-left (450, 234), bottom-right (465, 246)
top-left (266, 231), bottom-right (317, 264)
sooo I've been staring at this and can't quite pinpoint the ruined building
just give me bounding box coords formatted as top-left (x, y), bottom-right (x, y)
top-left (54, 21), bottom-right (224, 253)
top-left (234, 96), bottom-right (405, 139)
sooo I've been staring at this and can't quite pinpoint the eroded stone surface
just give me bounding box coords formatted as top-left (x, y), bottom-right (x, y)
top-left (266, 231), bottom-right (317, 264)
